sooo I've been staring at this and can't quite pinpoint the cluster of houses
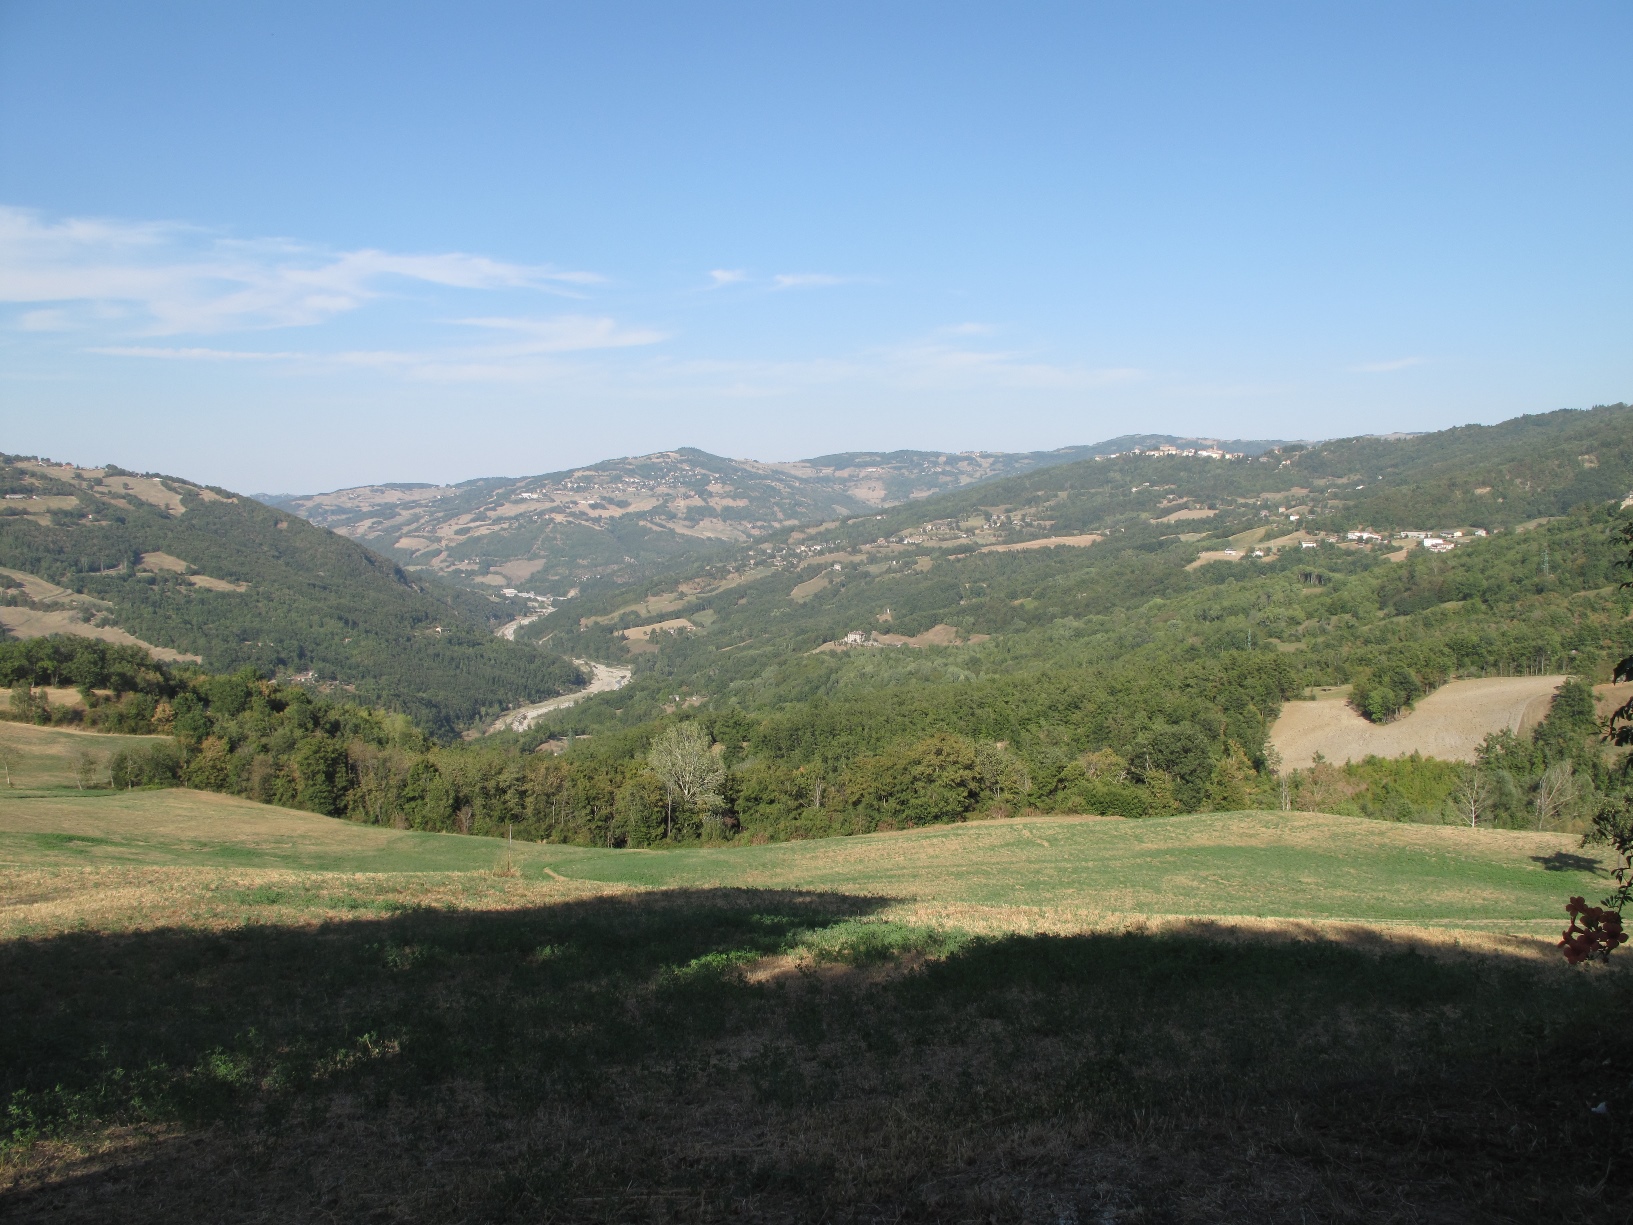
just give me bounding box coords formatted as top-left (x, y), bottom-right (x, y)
top-left (1095, 443), bottom-right (1246, 461)
top-left (1345, 528), bottom-right (1488, 553)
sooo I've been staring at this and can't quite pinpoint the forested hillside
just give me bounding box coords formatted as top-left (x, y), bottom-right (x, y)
top-left (0, 457), bottom-right (580, 735)
top-left (521, 403), bottom-right (1633, 720)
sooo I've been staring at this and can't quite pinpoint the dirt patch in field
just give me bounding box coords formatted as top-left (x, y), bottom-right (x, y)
top-left (0, 608), bottom-right (201, 663)
top-left (101, 475), bottom-right (191, 514)
top-left (135, 555), bottom-right (247, 592)
top-left (1270, 675), bottom-right (1568, 767)
top-left (0, 567), bottom-right (73, 602)
top-left (790, 572), bottom-right (834, 601)
top-left (1596, 681), bottom-right (1633, 720)
top-left (873, 624), bottom-right (988, 648)
top-left (184, 574), bottom-right (248, 593)
top-left (487, 558), bottom-right (549, 584)
top-left (621, 618), bottom-right (695, 641)
top-left (1187, 549), bottom-right (1246, 569)
top-left (980, 533), bottom-right (1103, 553)
top-left (1152, 507), bottom-right (1216, 523)
top-left (33, 687), bottom-right (88, 710)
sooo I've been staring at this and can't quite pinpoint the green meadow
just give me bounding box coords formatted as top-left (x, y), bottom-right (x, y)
top-left (0, 787), bottom-right (1608, 935)
top-left (4, 723), bottom-right (1633, 1223)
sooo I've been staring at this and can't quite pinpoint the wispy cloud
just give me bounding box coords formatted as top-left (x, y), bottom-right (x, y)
top-left (653, 332), bottom-right (1143, 398)
top-left (1348, 356), bottom-right (1427, 373)
top-left (90, 345), bottom-right (307, 361)
top-left (0, 206), bottom-right (601, 335)
top-left (11, 206), bottom-right (1139, 403)
top-left (881, 338), bottom-right (1142, 391)
top-left (89, 314), bottom-right (669, 383)
top-left (772, 273), bottom-right (853, 289)
top-left (18, 309), bottom-right (74, 331)
top-left (456, 315), bottom-right (668, 352)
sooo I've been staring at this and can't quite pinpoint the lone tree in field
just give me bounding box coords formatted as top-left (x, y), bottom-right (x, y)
top-left (0, 738), bottom-right (16, 788)
top-left (647, 722), bottom-right (724, 839)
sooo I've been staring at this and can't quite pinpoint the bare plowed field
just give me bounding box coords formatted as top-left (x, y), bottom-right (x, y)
top-left (1270, 675), bottom-right (1567, 767)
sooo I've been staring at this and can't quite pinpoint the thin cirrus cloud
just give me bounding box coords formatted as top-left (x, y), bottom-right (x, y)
top-left (885, 340), bottom-right (1144, 391)
top-left (772, 272), bottom-right (855, 289)
top-left (90, 315), bottom-right (670, 381)
top-left (0, 205), bottom-right (601, 335)
top-left (90, 346), bottom-right (308, 361)
top-left (661, 332), bottom-right (1144, 398)
top-left (1348, 356), bottom-right (1428, 373)
top-left (707, 269), bottom-right (748, 288)
top-left (455, 315), bottom-right (668, 352)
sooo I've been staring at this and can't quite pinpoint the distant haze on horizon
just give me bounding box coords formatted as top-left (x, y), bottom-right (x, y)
top-left (1, 2), bottom-right (1629, 494)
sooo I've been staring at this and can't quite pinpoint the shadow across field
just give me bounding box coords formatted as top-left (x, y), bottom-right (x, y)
top-left (1533, 850), bottom-right (1604, 874)
top-left (5, 888), bottom-right (1633, 1224)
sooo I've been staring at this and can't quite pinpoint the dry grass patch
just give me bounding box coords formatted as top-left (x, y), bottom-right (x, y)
top-left (0, 609), bottom-right (198, 661)
top-left (980, 532), bottom-right (1104, 552)
top-left (1271, 675), bottom-right (1567, 766)
top-left (0, 722), bottom-right (169, 791)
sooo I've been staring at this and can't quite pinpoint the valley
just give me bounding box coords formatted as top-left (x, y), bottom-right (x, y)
top-left (5, 405), bottom-right (1633, 1222)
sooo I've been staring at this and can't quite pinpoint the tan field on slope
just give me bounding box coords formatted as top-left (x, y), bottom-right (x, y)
top-left (980, 532), bottom-right (1103, 552)
top-left (1270, 675), bottom-right (1566, 767)
top-left (0, 608), bottom-right (200, 662)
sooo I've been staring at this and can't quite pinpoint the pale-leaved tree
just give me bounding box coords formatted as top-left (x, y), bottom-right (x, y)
top-left (647, 722), bottom-right (725, 838)
top-left (1534, 761), bottom-right (1576, 831)
top-left (1453, 765), bottom-right (1493, 828)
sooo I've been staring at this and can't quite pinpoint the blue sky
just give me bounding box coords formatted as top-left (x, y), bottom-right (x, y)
top-left (2, 2), bottom-right (1629, 493)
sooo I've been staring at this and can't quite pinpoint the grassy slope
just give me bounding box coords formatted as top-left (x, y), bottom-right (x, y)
top-left (0, 722), bottom-right (1606, 935)
top-left (6, 740), bottom-right (1633, 1221)
top-left (0, 721), bottom-right (173, 792)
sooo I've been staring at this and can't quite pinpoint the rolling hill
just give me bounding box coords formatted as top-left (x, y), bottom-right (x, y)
top-left (0, 455), bottom-right (580, 735)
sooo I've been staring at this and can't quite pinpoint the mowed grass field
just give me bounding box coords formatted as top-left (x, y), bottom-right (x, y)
top-left (0, 787), bottom-right (1611, 941)
top-left (4, 723), bottom-right (1633, 1223)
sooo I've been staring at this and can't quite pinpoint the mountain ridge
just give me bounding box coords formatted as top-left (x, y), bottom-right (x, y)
top-left (263, 435), bottom-right (1294, 595)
